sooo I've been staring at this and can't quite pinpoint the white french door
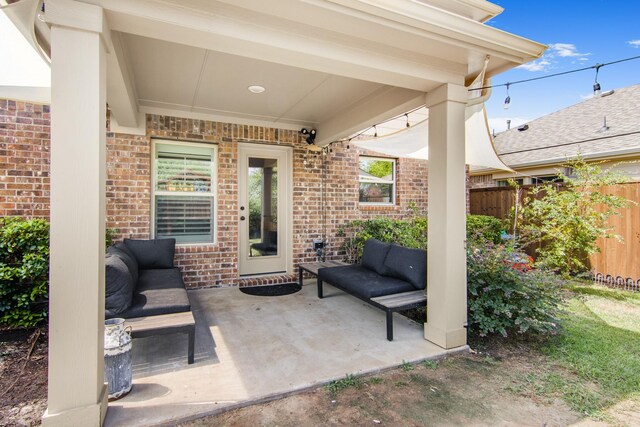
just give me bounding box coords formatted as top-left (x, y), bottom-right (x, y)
top-left (238, 143), bottom-right (291, 276)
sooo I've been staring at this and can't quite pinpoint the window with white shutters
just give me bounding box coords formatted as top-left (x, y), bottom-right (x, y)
top-left (153, 141), bottom-right (216, 244)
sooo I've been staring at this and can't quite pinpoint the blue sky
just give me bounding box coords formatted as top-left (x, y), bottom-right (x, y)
top-left (485, 0), bottom-right (640, 132)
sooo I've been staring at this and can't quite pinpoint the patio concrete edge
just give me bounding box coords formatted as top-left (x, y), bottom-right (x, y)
top-left (152, 345), bottom-right (470, 427)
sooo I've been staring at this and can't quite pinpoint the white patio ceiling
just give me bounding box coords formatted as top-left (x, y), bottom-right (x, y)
top-left (6, 0), bottom-right (545, 146)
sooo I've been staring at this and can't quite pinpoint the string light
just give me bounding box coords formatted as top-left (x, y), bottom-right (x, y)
top-left (373, 125), bottom-right (377, 138)
top-left (326, 54), bottom-right (640, 147)
top-left (503, 83), bottom-right (511, 110)
top-left (593, 63), bottom-right (603, 97)
top-left (471, 54), bottom-right (640, 92)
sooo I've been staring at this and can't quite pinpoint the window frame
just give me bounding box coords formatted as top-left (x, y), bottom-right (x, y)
top-left (151, 139), bottom-right (218, 245)
top-left (358, 155), bottom-right (397, 206)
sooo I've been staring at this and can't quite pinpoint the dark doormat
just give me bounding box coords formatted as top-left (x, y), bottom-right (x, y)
top-left (239, 283), bottom-right (302, 297)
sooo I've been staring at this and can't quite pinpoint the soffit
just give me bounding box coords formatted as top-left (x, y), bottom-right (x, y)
top-left (123, 33), bottom-right (395, 127)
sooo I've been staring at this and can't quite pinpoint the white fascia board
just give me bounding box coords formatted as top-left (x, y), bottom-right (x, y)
top-left (210, 0), bottom-right (538, 63)
top-left (420, 0), bottom-right (504, 23)
top-left (315, 86), bottom-right (425, 146)
top-left (321, 0), bottom-right (546, 63)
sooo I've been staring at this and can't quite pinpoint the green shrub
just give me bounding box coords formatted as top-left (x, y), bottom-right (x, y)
top-left (466, 214), bottom-right (503, 244)
top-left (337, 216), bottom-right (428, 263)
top-left (338, 215), bottom-right (563, 338)
top-left (512, 158), bottom-right (631, 277)
top-left (467, 241), bottom-right (563, 337)
top-left (338, 214), bottom-right (503, 262)
top-left (0, 217), bottom-right (50, 328)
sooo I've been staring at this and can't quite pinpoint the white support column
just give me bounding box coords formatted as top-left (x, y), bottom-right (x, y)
top-left (42, 1), bottom-right (109, 425)
top-left (424, 83), bottom-right (468, 350)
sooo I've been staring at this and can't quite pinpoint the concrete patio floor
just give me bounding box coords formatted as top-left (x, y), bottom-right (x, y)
top-left (104, 282), bottom-right (468, 426)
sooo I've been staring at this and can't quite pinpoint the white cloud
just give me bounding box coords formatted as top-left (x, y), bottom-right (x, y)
top-left (517, 59), bottom-right (551, 72)
top-left (516, 42), bottom-right (591, 73)
top-left (549, 43), bottom-right (591, 59)
top-left (488, 117), bottom-right (530, 134)
top-left (628, 39), bottom-right (640, 48)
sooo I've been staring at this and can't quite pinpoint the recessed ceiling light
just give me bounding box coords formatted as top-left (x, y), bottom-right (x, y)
top-left (248, 85), bottom-right (266, 94)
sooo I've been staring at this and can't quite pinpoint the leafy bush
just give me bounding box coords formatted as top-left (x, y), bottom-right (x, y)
top-left (337, 216), bottom-right (428, 263)
top-left (512, 158), bottom-right (631, 277)
top-left (338, 215), bottom-right (563, 338)
top-left (466, 214), bottom-right (502, 244)
top-left (338, 214), bottom-right (503, 262)
top-left (0, 217), bottom-right (50, 328)
top-left (467, 241), bottom-right (563, 337)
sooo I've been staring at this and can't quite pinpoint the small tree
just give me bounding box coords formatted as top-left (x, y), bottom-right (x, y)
top-left (513, 158), bottom-right (630, 277)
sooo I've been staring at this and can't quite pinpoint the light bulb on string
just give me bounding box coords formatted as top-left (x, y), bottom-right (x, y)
top-left (405, 113), bottom-right (410, 128)
top-left (593, 64), bottom-right (603, 97)
top-left (503, 83), bottom-right (511, 110)
top-left (373, 125), bottom-right (377, 138)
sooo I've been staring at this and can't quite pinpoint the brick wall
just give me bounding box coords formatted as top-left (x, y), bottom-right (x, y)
top-left (468, 173), bottom-right (497, 189)
top-left (2, 102), bottom-right (434, 288)
top-left (0, 100), bottom-right (50, 218)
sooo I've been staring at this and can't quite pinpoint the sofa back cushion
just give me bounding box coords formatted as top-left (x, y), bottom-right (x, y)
top-left (105, 253), bottom-right (135, 316)
top-left (382, 245), bottom-right (427, 290)
top-left (361, 238), bottom-right (391, 275)
top-left (108, 243), bottom-right (139, 284)
top-left (123, 238), bottom-right (176, 269)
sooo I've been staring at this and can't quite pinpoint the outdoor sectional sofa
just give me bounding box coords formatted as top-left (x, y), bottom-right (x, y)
top-left (317, 238), bottom-right (427, 341)
top-left (104, 238), bottom-right (195, 363)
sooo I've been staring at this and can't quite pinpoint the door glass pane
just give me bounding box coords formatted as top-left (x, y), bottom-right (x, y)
top-left (248, 157), bottom-right (278, 257)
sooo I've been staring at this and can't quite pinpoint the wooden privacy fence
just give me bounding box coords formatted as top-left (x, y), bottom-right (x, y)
top-left (469, 183), bottom-right (640, 291)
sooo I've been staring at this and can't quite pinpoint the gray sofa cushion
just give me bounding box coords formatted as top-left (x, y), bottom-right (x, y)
top-left (382, 245), bottom-right (427, 290)
top-left (318, 265), bottom-right (414, 299)
top-left (111, 268), bottom-right (190, 319)
top-left (361, 238), bottom-right (391, 275)
top-left (108, 243), bottom-right (139, 284)
top-left (124, 238), bottom-right (176, 269)
top-left (105, 253), bottom-right (135, 317)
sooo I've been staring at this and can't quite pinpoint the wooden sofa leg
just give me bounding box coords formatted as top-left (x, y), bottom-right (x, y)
top-left (386, 310), bottom-right (393, 341)
top-left (187, 326), bottom-right (195, 364)
top-left (317, 278), bottom-right (324, 299)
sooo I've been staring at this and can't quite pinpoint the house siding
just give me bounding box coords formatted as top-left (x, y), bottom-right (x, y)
top-left (1, 100), bottom-right (432, 288)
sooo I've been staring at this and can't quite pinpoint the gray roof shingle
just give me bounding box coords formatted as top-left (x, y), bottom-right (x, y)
top-left (493, 84), bottom-right (640, 167)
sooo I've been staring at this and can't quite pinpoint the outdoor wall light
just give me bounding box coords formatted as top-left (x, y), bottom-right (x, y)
top-left (300, 128), bottom-right (317, 144)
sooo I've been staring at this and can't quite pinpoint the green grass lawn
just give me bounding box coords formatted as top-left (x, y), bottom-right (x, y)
top-left (540, 284), bottom-right (640, 418)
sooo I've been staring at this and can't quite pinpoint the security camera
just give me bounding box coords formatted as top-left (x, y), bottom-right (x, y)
top-left (300, 128), bottom-right (317, 145)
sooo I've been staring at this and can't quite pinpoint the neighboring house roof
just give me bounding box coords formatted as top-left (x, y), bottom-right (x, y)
top-left (492, 84), bottom-right (640, 169)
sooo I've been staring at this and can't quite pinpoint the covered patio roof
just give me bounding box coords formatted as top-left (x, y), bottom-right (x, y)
top-left (7, 0), bottom-right (544, 144)
top-left (3, 1), bottom-right (545, 426)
